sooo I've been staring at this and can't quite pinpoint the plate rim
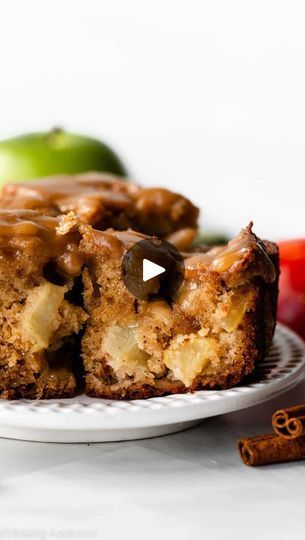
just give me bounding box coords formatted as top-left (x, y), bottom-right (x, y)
top-left (0, 323), bottom-right (304, 434)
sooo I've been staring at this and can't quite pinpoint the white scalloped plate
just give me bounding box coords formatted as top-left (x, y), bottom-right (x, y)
top-left (0, 323), bottom-right (304, 443)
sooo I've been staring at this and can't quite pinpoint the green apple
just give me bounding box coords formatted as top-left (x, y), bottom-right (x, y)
top-left (0, 128), bottom-right (127, 185)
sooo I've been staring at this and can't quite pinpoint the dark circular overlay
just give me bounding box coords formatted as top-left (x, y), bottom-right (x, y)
top-left (121, 238), bottom-right (185, 301)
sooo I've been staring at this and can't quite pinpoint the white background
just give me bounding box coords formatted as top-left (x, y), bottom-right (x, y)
top-left (1, 0), bottom-right (304, 240)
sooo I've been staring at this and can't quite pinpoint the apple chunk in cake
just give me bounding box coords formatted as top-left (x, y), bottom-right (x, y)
top-left (0, 210), bottom-right (87, 398)
top-left (80, 224), bottom-right (279, 399)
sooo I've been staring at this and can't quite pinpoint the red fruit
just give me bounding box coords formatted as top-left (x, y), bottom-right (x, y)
top-left (278, 240), bottom-right (305, 340)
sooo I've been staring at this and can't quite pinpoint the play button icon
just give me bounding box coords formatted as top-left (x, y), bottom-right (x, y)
top-left (143, 259), bottom-right (165, 282)
top-left (122, 238), bottom-right (184, 301)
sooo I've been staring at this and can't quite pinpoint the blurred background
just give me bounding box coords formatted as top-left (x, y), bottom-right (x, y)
top-left (0, 0), bottom-right (304, 239)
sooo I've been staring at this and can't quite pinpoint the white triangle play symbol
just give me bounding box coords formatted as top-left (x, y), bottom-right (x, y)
top-left (143, 258), bottom-right (166, 282)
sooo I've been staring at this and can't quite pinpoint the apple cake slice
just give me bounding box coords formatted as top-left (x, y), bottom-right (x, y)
top-left (0, 172), bottom-right (199, 249)
top-left (80, 223), bottom-right (279, 399)
top-left (0, 204), bottom-right (279, 400)
top-left (0, 210), bottom-right (87, 398)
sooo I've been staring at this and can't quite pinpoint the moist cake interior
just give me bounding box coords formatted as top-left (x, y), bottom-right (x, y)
top-left (80, 223), bottom-right (278, 399)
top-left (0, 210), bottom-right (87, 398)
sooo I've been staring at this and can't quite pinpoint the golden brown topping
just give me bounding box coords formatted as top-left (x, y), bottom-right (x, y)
top-left (0, 210), bottom-right (84, 277)
top-left (184, 223), bottom-right (276, 284)
top-left (0, 209), bottom-right (59, 237)
top-left (0, 172), bottom-right (199, 236)
top-left (1, 173), bottom-right (134, 220)
top-left (166, 228), bottom-right (197, 251)
top-left (80, 223), bottom-right (276, 291)
top-left (209, 239), bottom-right (249, 272)
top-left (80, 225), bottom-right (148, 254)
top-left (135, 187), bottom-right (189, 219)
top-left (2, 172), bottom-right (137, 201)
top-left (185, 240), bottom-right (247, 272)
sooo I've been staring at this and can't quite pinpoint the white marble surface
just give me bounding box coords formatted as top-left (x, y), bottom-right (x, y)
top-left (0, 380), bottom-right (305, 540)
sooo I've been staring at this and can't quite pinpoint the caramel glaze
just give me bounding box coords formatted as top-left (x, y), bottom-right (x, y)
top-left (184, 223), bottom-right (277, 284)
top-left (0, 209), bottom-right (275, 287)
top-left (0, 210), bottom-right (84, 277)
top-left (79, 225), bottom-right (149, 260)
top-left (0, 172), bottom-right (199, 238)
top-left (80, 223), bottom-right (277, 285)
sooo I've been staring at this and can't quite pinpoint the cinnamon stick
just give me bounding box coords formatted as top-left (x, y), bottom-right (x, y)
top-left (238, 434), bottom-right (305, 466)
top-left (272, 405), bottom-right (305, 439)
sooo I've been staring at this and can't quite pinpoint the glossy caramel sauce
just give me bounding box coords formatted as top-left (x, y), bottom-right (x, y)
top-left (0, 173), bottom-right (199, 239)
top-left (0, 207), bottom-right (274, 284)
top-left (0, 174), bottom-right (163, 216)
top-left (0, 209), bottom-right (58, 236)
top-left (80, 226), bottom-right (149, 258)
top-left (0, 210), bottom-right (83, 276)
top-left (135, 188), bottom-right (190, 220)
top-left (1, 174), bottom-right (137, 224)
top-left (184, 225), bottom-right (276, 282)
top-left (81, 224), bottom-right (275, 284)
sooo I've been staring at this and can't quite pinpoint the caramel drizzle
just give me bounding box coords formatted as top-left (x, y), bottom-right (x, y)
top-left (0, 210), bottom-right (83, 276)
top-left (1, 173), bottom-right (197, 229)
top-left (0, 211), bottom-right (275, 282)
top-left (0, 210), bottom-right (58, 236)
top-left (184, 226), bottom-right (276, 281)
top-left (1, 174), bottom-right (137, 212)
